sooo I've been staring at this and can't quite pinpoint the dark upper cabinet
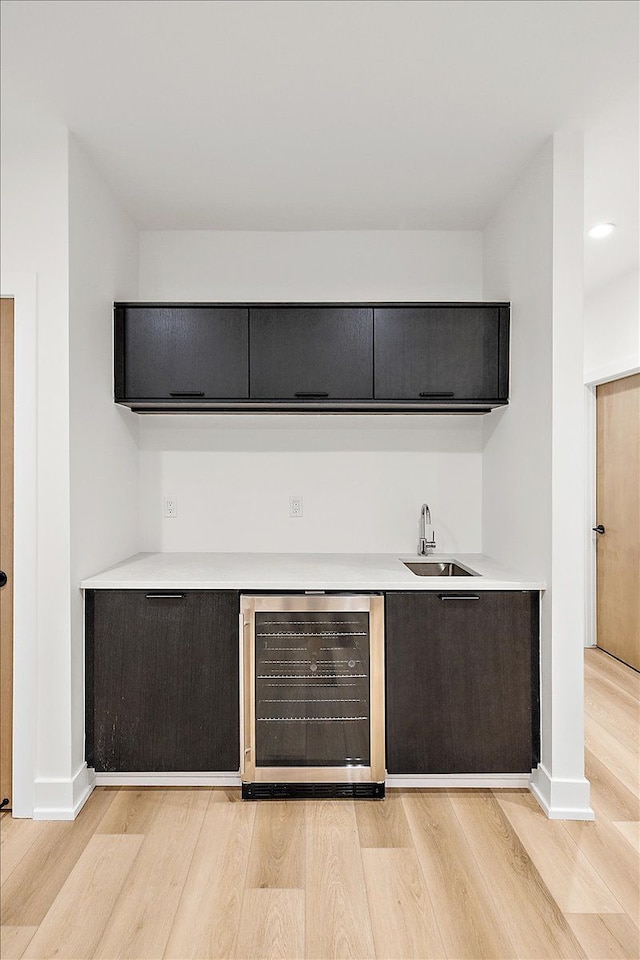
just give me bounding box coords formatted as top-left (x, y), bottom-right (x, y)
top-left (385, 591), bottom-right (539, 774)
top-left (249, 306), bottom-right (373, 400)
top-left (374, 305), bottom-right (508, 402)
top-left (85, 589), bottom-right (240, 772)
top-left (113, 302), bottom-right (509, 412)
top-left (115, 304), bottom-right (248, 400)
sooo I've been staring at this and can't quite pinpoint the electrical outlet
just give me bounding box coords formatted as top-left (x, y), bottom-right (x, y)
top-left (164, 496), bottom-right (178, 518)
top-left (289, 496), bottom-right (303, 518)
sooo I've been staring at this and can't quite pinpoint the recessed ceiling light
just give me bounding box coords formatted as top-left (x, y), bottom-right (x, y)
top-left (587, 223), bottom-right (616, 239)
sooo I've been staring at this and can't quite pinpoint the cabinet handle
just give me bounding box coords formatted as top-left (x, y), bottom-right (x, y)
top-left (438, 594), bottom-right (480, 601)
top-left (294, 392), bottom-right (330, 398)
top-left (169, 391), bottom-right (205, 397)
top-left (144, 593), bottom-right (186, 599)
top-left (419, 392), bottom-right (455, 398)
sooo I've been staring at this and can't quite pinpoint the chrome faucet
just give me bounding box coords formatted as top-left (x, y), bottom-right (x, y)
top-left (418, 503), bottom-right (436, 555)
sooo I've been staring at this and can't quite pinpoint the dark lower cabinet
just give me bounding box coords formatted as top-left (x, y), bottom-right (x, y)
top-left (385, 591), bottom-right (539, 774)
top-left (85, 590), bottom-right (239, 772)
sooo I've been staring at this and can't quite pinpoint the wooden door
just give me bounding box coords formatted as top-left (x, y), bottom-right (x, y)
top-left (596, 373), bottom-right (640, 670)
top-left (0, 298), bottom-right (14, 809)
top-left (249, 306), bottom-right (373, 399)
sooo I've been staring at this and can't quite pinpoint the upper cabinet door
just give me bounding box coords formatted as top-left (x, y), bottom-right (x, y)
top-left (249, 307), bottom-right (373, 399)
top-left (116, 305), bottom-right (249, 399)
top-left (374, 306), bottom-right (507, 401)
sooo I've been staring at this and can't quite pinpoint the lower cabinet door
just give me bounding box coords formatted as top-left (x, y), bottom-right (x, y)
top-left (385, 591), bottom-right (539, 774)
top-left (85, 590), bottom-right (239, 772)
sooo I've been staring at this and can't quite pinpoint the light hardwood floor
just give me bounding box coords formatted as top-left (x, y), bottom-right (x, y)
top-left (1, 648), bottom-right (638, 959)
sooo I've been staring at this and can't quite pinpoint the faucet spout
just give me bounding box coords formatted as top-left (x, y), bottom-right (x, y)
top-left (418, 503), bottom-right (436, 556)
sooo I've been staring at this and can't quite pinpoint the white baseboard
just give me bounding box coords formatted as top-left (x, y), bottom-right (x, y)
top-left (386, 773), bottom-right (531, 788)
top-left (529, 763), bottom-right (594, 820)
top-left (93, 771), bottom-right (532, 789)
top-left (33, 763), bottom-right (96, 820)
top-left (94, 771), bottom-right (241, 787)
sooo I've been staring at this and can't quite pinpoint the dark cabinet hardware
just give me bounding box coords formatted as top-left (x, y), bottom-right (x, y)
top-left (0, 570), bottom-right (6, 588)
top-left (438, 594), bottom-right (480, 600)
top-left (169, 391), bottom-right (205, 397)
top-left (144, 593), bottom-right (186, 599)
top-left (294, 392), bottom-right (330, 398)
top-left (419, 392), bottom-right (455, 398)
top-left (592, 524), bottom-right (605, 535)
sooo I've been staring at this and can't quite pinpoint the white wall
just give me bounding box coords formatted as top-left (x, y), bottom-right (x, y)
top-left (483, 134), bottom-right (592, 819)
top-left (1, 120), bottom-right (72, 816)
top-left (584, 268), bottom-right (639, 383)
top-left (137, 229), bottom-right (485, 554)
top-left (0, 123), bottom-right (140, 817)
top-left (139, 230), bottom-right (482, 302)
top-left (68, 137), bottom-right (139, 784)
top-left (138, 416), bottom-right (482, 554)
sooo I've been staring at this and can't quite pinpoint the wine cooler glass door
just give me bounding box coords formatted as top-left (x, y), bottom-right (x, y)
top-left (255, 609), bottom-right (371, 767)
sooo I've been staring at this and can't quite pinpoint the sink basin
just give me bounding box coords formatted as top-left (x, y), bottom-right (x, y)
top-left (403, 561), bottom-right (477, 577)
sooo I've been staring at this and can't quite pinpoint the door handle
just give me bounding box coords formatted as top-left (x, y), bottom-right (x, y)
top-left (0, 570), bottom-right (6, 588)
top-left (592, 525), bottom-right (605, 535)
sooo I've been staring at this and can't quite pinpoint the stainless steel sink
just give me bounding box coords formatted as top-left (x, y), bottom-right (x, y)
top-left (403, 561), bottom-right (477, 577)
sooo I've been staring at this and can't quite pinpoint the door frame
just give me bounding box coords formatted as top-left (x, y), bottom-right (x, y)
top-left (0, 274), bottom-right (37, 817)
top-left (584, 359), bottom-right (640, 649)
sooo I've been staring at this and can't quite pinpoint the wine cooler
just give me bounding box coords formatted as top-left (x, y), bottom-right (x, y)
top-left (240, 594), bottom-right (385, 799)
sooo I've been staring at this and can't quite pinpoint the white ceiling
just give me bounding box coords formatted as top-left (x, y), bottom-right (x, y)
top-left (1, 0), bottom-right (638, 290)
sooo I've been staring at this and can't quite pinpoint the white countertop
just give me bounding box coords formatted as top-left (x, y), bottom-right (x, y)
top-left (80, 552), bottom-right (545, 591)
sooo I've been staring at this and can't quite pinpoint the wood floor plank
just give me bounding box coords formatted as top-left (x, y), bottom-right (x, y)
top-left (209, 787), bottom-right (242, 803)
top-left (305, 801), bottom-right (375, 960)
top-left (612, 820), bottom-right (640, 853)
top-left (585, 748), bottom-right (640, 823)
top-left (234, 890), bottom-right (305, 960)
top-left (355, 790), bottom-right (412, 848)
top-left (95, 786), bottom-right (165, 834)
top-left (0, 788), bottom-right (116, 926)
top-left (584, 673), bottom-right (640, 751)
top-left (585, 714), bottom-right (640, 798)
top-left (587, 649), bottom-right (640, 701)
top-left (451, 791), bottom-right (586, 958)
top-left (164, 801), bottom-right (256, 960)
top-left (361, 847), bottom-right (446, 959)
top-left (562, 817), bottom-right (640, 927)
top-left (0, 926), bottom-right (37, 960)
top-left (93, 788), bottom-right (210, 959)
top-left (21, 834), bottom-right (143, 959)
top-left (566, 913), bottom-right (640, 960)
top-left (1, 817), bottom-right (48, 886)
top-left (245, 801), bottom-right (305, 889)
top-left (497, 791), bottom-right (624, 914)
top-left (403, 792), bottom-right (517, 959)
